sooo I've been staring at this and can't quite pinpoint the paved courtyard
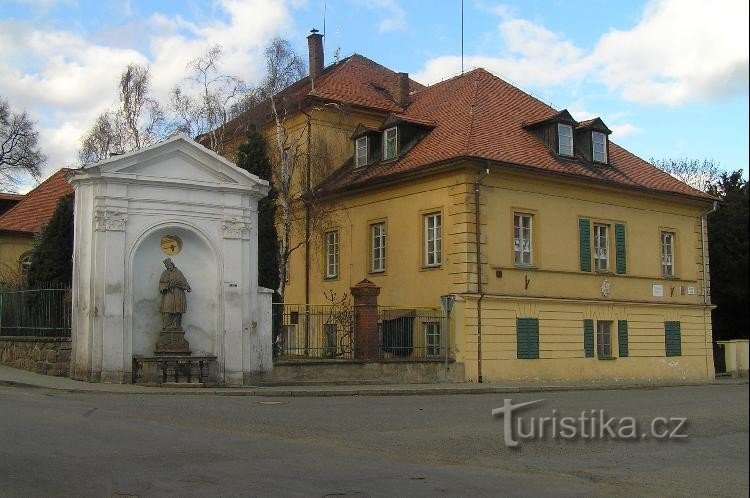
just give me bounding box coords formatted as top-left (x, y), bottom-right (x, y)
top-left (0, 383), bottom-right (747, 497)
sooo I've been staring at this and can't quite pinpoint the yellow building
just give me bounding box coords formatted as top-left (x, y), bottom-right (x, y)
top-left (220, 33), bottom-right (716, 383)
top-left (0, 169), bottom-right (74, 284)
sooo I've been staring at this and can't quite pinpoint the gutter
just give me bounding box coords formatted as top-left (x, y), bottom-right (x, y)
top-left (474, 167), bottom-right (490, 383)
top-left (700, 201), bottom-right (719, 378)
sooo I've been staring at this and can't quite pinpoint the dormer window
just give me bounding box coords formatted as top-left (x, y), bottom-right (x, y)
top-left (558, 124), bottom-right (573, 156)
top-left (592, 131), bottom-right (607, 163)
top-left (355, 136), bottom-right (368, 167)
top-left (383, 127), bottom-right (398, 160)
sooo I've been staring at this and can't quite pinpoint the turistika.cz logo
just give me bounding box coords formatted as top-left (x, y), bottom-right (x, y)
top-left (491, 399), bottom-right (688, 447)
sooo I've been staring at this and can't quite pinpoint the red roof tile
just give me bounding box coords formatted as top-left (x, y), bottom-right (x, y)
top-left (0, 169), bottom-right (75, 234)
top-left (317, 69), bottom-right (713, 201)
top-left (212, 54), bottom-right (425, 147)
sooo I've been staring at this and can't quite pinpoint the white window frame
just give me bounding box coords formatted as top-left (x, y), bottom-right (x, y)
top-left (594, 224), bottom-right (609, 272)
top-left (424, 322), bottom-right (441, 356)
top-left (596, 320), bottom-right (613, 359)
top-left (371, 222), bottom-right (386, 273)
top-left (513, 213), bottom-right (533, 266)
top-left (355, 136), bottom-right (368, 167)
top-left (424, 212), bottom-right (442, 267)
top-left (558, 123), bottom-right (573, 156)
top-left (661, 231), bottom-right (675, 277)
top-left (592, 131), bottom-right (607, 163)
top-left (19, 253), bottom-right (32, 276)
top-left (383, 127), bottom-right (398, 160)
top-left (325, 230), bottom-right (339, 278)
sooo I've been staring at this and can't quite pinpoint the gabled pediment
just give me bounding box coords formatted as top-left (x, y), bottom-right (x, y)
top-left (79, 134), bottom-right (267, 189)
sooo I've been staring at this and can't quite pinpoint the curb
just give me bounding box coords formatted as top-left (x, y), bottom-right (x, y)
top-left (2, 377), bottom-right (745, 397)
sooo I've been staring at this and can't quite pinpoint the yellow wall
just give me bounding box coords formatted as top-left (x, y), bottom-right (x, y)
top-left (0, 233), bottom-right (33, 284)
top-left (222, 102), bottom-right (715, 383)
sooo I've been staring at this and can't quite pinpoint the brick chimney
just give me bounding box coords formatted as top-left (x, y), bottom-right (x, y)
top-left (397, 72), bottom-right (410, 108)
top-left (307, 28), bottom-right (324, 81)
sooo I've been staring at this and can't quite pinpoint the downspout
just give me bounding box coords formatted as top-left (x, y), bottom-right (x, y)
top-left (475, 167), bottom-right (490, 383)
top-left (700, 201), bottom-right (718, 378)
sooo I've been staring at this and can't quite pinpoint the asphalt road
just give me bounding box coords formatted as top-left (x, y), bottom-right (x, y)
top-left (0, 383), bottom-right (747, 497)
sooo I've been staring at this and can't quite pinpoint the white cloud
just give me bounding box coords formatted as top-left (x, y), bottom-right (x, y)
top-left (414, 0), bottom-right (749, 106)
top-left (610, 123), bottom-right (644, 139)
top-left (594, 0), bottom-right (749, 105)
top-left (0, 0), bottom-right (295, 179)
top-left (355, 0), bottom-right (406, 33)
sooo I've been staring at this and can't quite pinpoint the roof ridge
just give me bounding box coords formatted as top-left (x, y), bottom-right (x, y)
top-left (463, 72), bottom-right (482, 156)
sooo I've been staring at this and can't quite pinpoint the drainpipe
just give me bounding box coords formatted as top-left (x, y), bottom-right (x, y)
top-left (474, 167), bottom-right (490, 383)
top-left (700, 201), bottom-right (718, 378)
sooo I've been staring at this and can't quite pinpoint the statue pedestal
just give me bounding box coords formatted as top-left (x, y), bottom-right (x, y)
top-left (154, 327), bottom-right (191, 355)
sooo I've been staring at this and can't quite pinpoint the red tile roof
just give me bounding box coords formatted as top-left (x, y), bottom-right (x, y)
top-left (212, 54), bottom-right (425, 147)
top-left (316, 69), bottom-right (714, 201)
top-left (0, 169), bottom-right (75, 234)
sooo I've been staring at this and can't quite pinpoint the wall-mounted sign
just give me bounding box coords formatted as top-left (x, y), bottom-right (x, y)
top-left (160, 235), bottom-right (183, 256)
top-left (652, 284), bottom-right (664, 297)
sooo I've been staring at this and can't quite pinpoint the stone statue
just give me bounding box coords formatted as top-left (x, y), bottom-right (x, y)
top-left (159, 258), bottom-right (191, 330)
top-left (155, 258), bottom-right (192, 355)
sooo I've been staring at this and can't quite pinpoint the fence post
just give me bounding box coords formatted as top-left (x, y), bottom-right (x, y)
top-left (351, 279), bottom-right (380, 360)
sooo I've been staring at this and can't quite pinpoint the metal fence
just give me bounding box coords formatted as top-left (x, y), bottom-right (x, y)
top-left (378, 307), bottom-right (446, 360)
top-left (0, 285), bottom-right (72, 337)
top-left (273, 303), bottom-right (447, 361)
top-left (274, 303), bottom-right (356, 360)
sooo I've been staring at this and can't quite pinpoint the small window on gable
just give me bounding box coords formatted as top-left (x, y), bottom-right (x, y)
top-left (592, 131), bottom-right (607, 163)
top-left (383, 127), bottom-right (398, 160)
top-left (558, 124), bottom-right (573, 156)
top-left (355, 136), bottom-right (368, 167)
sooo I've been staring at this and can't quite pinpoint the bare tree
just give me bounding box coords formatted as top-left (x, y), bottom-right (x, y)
top-left (170, 45), bottom-right (248, 155)
top-left (0, 97), bottom-right (44, 190)
top-left (651, 158), bottom-right (721, 193)
top-left (79, 64), bottom-right (165, 164)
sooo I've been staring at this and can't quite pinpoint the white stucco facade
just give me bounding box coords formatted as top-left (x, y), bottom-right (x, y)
top-left (69, 134), bottom-right (272, 385)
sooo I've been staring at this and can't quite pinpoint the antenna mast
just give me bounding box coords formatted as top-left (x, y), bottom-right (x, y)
top-left (461, 0), bottom-right (464, 74)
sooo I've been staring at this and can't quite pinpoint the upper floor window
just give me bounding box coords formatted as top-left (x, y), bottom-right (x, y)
top-left (371, 222), bottom-right (386, 273)
top-left (558, 124), bottom-right (573, 156)
top-left (325, 230), bottom-right (339, 278)
top-left (514, 213), bottom-right (533, 266)
top-left (592, 131), bottom-right (607, 163)
top-left (424, 212), bottom-right (442, 267)
top-left (383, 127), bottom-right (398, 160)
top-left (594, 223), bottom-right (609, 272)
top-left (355, 136), bottom-right (368, 167)
top-left (661, 231), bottom-right (675, 277)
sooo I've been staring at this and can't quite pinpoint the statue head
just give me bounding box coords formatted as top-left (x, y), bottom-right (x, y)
top-left (163, 257), bottom-right (175, 269)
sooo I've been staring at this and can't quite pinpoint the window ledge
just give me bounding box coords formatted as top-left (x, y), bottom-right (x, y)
top-left (514, 264), bottom-right (537, 270)
top-left (324, 276), bottom-right (339, 281)
top-left (421, 264), bottom-right (442, 271)
top-left (597, 357), bottom-right (617, 361)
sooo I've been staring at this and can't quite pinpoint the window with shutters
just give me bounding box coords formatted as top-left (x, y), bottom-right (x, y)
top-left (383, 127), bottom-right (398, 160)
top-left (665, 321), bottom-right (682, 356)
top-left (618, 320), bottom-right (629, 357)
top-left (592, 131), bottom-right (608, 163)
top-left (513, 213), bottom-right (533, 266)
top-left (516, 318), bottom-right (540, 359)
top-left (596, 321), bottom-right (613, 359)
top-left (355, 136), bottom-right (368, 167)
top-left (661, 231), bottom-right (676, 277)
top-left (594, 224), bottom-right (610, 272)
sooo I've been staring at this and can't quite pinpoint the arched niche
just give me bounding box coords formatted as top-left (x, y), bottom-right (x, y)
top-left (129, 224), bottom-right (220, 357)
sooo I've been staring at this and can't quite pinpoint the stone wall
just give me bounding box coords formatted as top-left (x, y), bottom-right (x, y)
top-left (0, 337), bottom-right (71, 376)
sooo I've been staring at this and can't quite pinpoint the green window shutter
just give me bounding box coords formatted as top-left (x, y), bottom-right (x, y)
top-left (583, 319), bottom-right (595, 357)
top-left (665, 321), bottom-right (682, 356)
top-left (615, 223), bottom-right (627, 274)
top-left (618, 320), bottom-right (629, 357)
top-left (516, 318), bottom-right (539, 359)
top-left (579, 218), bottom-right (591, 272)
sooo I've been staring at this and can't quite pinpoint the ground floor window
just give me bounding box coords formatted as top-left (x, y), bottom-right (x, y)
top-left (424, 322), bottom-right (441, 356)
top-left (596, 321), bottom-right (613, 359)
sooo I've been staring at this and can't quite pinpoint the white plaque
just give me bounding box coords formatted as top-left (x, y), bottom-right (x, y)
top-left (652, 284), bottom-right (664, 297)
top-left (687, 286), bottom-right (696, 295)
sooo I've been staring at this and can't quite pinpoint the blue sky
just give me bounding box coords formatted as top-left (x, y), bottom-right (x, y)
top-left (1, 0), bottom-right (748, 188)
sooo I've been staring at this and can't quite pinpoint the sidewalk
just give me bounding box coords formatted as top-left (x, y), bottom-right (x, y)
top-left (1, 364), bottom-right (746, 397)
